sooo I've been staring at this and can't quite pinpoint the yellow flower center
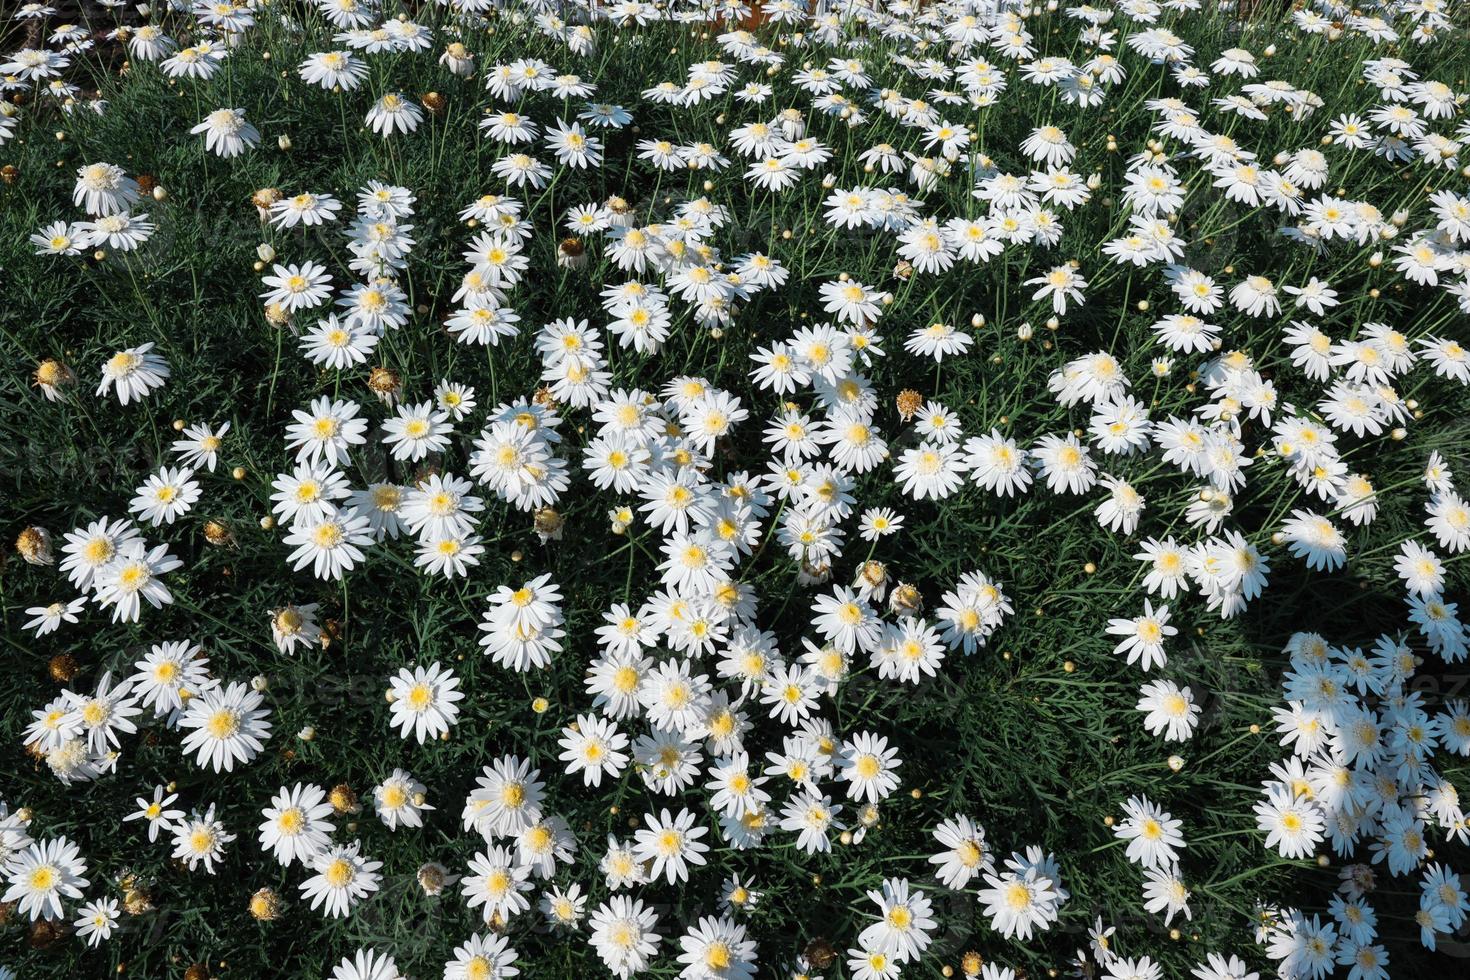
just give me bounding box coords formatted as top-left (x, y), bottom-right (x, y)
top-left (206, 708), bottom-right (241, 739)
top-left (324, 858), bottom-right (355, 888)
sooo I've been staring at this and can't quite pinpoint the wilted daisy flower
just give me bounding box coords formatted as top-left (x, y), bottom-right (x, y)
top-left (15, 531), bottom-right (51, 570)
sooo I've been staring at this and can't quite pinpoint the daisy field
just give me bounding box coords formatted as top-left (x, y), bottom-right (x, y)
top-left (2, 1), bottom-right (1470, 979)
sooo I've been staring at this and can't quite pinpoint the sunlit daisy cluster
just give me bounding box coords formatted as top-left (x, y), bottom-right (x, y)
top-left (8, 0), bottom-right (1470, 978)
